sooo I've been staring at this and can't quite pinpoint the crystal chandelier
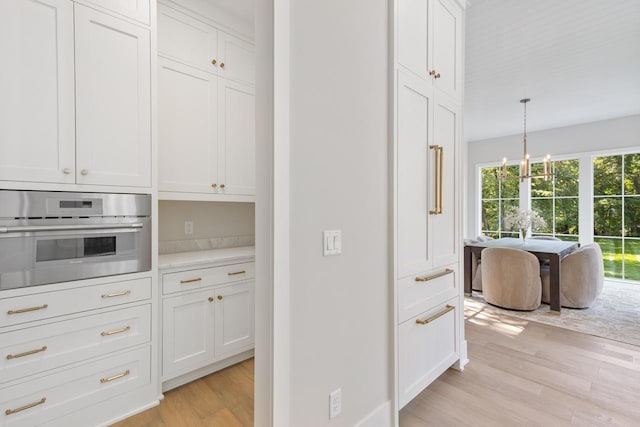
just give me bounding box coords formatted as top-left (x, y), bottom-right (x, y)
top-left (500, 98), bottom-right (552, 182)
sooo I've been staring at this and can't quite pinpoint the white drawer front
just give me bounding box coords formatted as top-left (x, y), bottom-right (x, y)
top-left (0, 277), bottom-right (151, 328)
top-left (398, 266), bottom-right (457, 324)
top-left (162, 262), bottom-right (255, 295)
top-left (0, 346), bottom-right (150, 426)
top-left (0, 305), bottom-right (150, 384)
top-left (399, 298), bottom-right (459, 409)
top-left (82, 0), bottom-right (150, 25)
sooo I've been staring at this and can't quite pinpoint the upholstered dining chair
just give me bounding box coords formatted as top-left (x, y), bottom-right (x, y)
top-left (463, 238), bottom-right (483, 291)
top-left (541, 243), bottom-right (604, 308)
top-left (481, 247), bottom-right (542, 311)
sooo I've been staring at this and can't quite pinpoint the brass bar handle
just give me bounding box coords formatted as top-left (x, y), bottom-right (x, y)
top-left (180, 277), bottom-right (202, 284)
top-left (438, 146), bottom-right (444, 214)
top-left (101, 290), bottom-right (131, 299)
top-left (7, 346), bottom-right (48, 360)
top-left (5, 398), bottom-right (46, 416)
top-left (101, 326), bottom-right (131, 337)
top-left (227, 270), bottom-right (246, 276)
top-left (415, 305), bottom-right (455, 325)
top-left (429, 145), bottom-right (440, 215)
top-left (415, 268), bottom-right (454, 282)
top-left (7, 304), bottom-right (48, 315)
top-left (100, 369), bottom-right (130, 384)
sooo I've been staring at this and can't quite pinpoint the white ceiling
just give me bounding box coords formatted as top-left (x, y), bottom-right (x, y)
top-left (207, 0), bottom-right (254, 21)
top-left (465, 0), bottom-right (640, 142)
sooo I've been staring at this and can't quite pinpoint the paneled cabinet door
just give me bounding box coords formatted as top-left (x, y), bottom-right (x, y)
top-left (214, 281), bottom-right (254, 358)
top-left (430, 96), bottom-right (459, 268)
top-left (75, 5), bottom-right (151, 187)
top-left (83, 0), bottom-right (151, 24)
top-left (162, 290), bottom-right (215, 380)
top-left (158, 58), bottom-right (219, 193)
top-left (0, 0), bottom-right (75, 184)
top-left (398, 0), bottom-right (429, 82)
top-left (432, 0), bottom-right (462, 99)
top-left (218, 79), bottom-right (256, 196)
top-left (218, 32), bottom-right (256, 85)
top-left (397, 71), bottom-right (433, 279)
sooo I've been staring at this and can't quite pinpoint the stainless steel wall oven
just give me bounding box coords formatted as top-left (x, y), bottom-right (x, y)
top-left (0, 191), bottom-right (151, 291)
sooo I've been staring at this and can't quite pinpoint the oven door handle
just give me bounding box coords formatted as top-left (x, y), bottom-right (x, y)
top-left (0, 223), bottom-right (145, 234)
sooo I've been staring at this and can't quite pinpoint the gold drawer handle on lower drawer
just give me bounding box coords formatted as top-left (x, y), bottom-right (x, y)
top-left (6, 346), bottom-right (48, 360)
top-left (101, 290), bottom-right (131, 299)
top-left (415, 268), bottom-right (454, 282)
top-left (100, 369), bottom-right (130, 384)
top-left (180, 277), bottom-right (202, 284)
top-left (101, 326), bottom-right (131, 337)
top-left (227, 270), bottom-right (246, 276)
top-left (5, 397), bottom-right (46, 416)
top-left (7, 304), bottom-right (48, 315)
top-left (415, 305), bottom-right (455, 325)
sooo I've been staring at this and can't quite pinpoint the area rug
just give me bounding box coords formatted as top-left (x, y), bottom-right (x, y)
top-left (465, 280), bottom-right (640, 347)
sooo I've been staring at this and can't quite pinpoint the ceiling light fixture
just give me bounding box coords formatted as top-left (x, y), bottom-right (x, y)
top-left (500, 98), bottom-right (552, 182)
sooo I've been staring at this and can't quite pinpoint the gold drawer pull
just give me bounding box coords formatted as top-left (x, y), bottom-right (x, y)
top-left (6, 346), bottom-right (48, 360)
top-left (101, 290), bottom-right (131, 299)
top-left (7, 304), bottom-right (48, 315)
top-left (416, 305), bottom-right (455, 325)
top-left (180, 277), bottom-right (202, 284)
top-left (5, 397), bottom-right (46, 416)
top-left (100, 369), bottom-right (130, 384)
top-left (227, 270), bottom-right (246, 276)
top-left (101, 326), bottom-right (131, 337)
top-left (415, 268), bottom-right (454, 282)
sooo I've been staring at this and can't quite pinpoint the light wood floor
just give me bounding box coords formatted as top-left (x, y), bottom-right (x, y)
top-left (111, 358), bottom-right (254, 427)
top-left (112, 311), bottom-right (640, 427)
top-left (401, 308), bottom-right (640, 426)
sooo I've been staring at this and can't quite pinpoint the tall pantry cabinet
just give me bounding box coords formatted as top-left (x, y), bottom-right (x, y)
top-left (394, 0), bottom-right (468, 410)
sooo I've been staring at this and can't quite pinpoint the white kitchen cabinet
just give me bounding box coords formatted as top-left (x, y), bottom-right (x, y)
top-left (82, 0), bottom-right (151, 25)
top-left (398, 0), bottom-right (462, 100)
top-left (75, 5), bottom-right (151, 187)
top-left (0, 1), bottom-right (152, 189)
top-left (217, 32), bottom-right (256, 86)
top-left (158, 58), bottom-right (219, 194)
top-left (162, 289), bottom-right (215, 380)
top-left (0, 0), bottom-right (75, 184)
top-left (214, 282), bottom-right (255, 358)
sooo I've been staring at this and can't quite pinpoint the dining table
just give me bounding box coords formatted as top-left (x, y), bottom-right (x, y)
top-left (464, 237), bottom-right (580, 312)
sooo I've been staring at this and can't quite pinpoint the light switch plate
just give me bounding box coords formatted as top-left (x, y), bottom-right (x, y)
top-left (323, 230), bottom-right (342, 256)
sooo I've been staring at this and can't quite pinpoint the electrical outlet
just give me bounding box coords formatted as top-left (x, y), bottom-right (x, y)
top-left (184, 221), bottom-right (194, 235)
top-left (329, 388), bottom-right (341, 419)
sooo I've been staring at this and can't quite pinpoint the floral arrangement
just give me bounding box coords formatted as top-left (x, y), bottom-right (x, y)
top-left (503, 208), bottom-right (546, 237)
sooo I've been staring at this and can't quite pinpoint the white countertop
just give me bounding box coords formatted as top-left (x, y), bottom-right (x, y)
top-left (159, 246), bottom-right (255, 270)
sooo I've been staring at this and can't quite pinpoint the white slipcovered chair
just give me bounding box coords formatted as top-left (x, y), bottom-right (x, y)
top-left (541, 243), bottom-right (604, 308)
top-left (481, 247), bottom-right (542, 311)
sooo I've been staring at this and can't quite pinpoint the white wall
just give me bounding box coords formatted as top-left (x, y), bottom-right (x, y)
top-left (286, 0), bottom-right (391, 426)
top-left (158, 200), bottom-right (254, 241)
top-left (466, 114), bottom-right (640, 237)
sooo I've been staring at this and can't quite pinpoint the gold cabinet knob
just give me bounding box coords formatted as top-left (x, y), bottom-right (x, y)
top-left (217, 295), bottom-right (223, 300)
top-left (208, 297), bottom-right (214, 302)
top-left (220, 184), bottom-right (225, 189)
top-left (220, 62), bottom-right (225, 69)
top-left (211, 183), bottom-right (217, 189)
top-left (63, 168), bottom-right (72, 175)
top-left (80, 169), bottom-right (89, 175)
top-left (435, 73), bottom-right (441, 79)
top-left (211, 58), bottom-right (217, 65)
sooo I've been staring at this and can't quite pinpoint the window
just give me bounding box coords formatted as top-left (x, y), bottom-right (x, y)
top-left (480, 165), bottom-right (519, 238)
top-left (530, 159), bottom-right (579, 242)
top-left (593, 153), bottom-right (640, 280)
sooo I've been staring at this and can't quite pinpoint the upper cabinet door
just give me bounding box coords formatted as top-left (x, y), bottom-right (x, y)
top-left (218, 79), bottom-right (255, 196)
top-left (398, 0), bottom-right (429, 81)
top-left (0, 0), bottom-right (75, 184)
top-left (158, 58), bottom-right (219, 193)
top-left (432, 0), bottom-right (462, 99)
top-left (82, 0), bottom-right (151, 25)
top-left (397, 71), bottom-right (433, 279)
top-left (74, 5), bottom-right (151, 187)
top-left (158, 4), bottom-right (219, 74)
top-left (218, 32), bottom-right (255, 85)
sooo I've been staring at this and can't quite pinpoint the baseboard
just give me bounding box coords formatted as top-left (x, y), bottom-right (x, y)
top-left (355, 400), bottom-right (393, 427)
top-left (162, 349), bottom-right (254, 392)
